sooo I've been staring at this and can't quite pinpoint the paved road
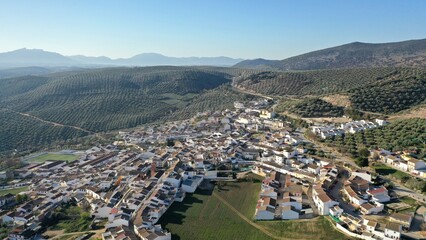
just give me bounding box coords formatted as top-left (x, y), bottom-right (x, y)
top-left (328, 168), bottom-right (359, 217)
top-left (304, 185), bottom-right (319, 216)
top-left (132, 160), bottom-right (179, 226)
top-left (391, 183), bottom-right (426, 204)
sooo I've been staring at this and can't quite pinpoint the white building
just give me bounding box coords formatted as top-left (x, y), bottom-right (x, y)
top-left (312, 185), bottom-right (338, 215)
top-left (181, 176), bottom-right (203, 193)
top-left (280, 206), bottom-right (299, 220)
top-left (384, 223), bottom-right (401, 240)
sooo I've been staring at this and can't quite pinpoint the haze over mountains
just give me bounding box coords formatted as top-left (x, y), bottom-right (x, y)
top-left (2, 38), bottom-right (426, 70)
top-left (235, 38), bottom-right (426, 70)
top-left (0, 48), bottom-right (244, 68)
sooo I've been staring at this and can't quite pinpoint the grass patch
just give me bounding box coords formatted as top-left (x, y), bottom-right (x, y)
top-left (28, 153), bottom-right (79, 163)
top-left (0, 186), bottom-right (28, 196)
top-left (257, 217), bottom-right (350, 240)
top-left (159, 181), bottom-right (272, 240)
top-left (397, 196), bottom-right (424, 213)
top-left (45, 205), bottom-right (92, 233)
top-left (373, 164), bottom-right (411, 181)
top-left (399, 196), bottom-right (418, 206)
top-left (159, 179), bottom-right (349, 240)
top-left (216, 178), bottom-right (262, 218)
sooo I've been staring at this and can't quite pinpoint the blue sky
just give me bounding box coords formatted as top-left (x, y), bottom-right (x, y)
top-left (1, 0), bottom-right (425, 59)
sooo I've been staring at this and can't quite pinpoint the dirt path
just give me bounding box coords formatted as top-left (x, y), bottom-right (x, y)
top-left (7, 108), bottom-right (95, 134)
top-left (4, 107), bottom-right (106, 140)
top-left (212, 191), bottom-right (288, 240)
top-left (49, 229), bottom-right (105, 239)
top-left (231, 79), bottom-right (273, 100)
top-left (199, 192), bottom-right (212, 220)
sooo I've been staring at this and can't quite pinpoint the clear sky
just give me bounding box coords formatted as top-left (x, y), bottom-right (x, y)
top-left (1, 0), bottom-right (425, 59)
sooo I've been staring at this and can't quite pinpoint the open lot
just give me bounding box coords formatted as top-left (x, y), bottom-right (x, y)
top-left (27, 153), bottom-right (79, 163)
top-left (159, 177), bottom-right (349, 240)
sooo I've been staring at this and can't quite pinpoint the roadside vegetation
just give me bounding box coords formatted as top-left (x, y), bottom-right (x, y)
top-left (373, 163), bottom-right (426, 192)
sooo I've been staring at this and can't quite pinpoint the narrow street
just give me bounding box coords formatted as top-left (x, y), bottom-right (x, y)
top-left (327, 168), bottom-right (359, 217)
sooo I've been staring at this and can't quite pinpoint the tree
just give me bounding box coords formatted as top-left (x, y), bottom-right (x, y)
top-left (358, 148), bottom-right (370, 158)
top-left (355, 157), bottom-right (369, 167)
top-left (371, 152), bottom-right (379, 161)
top-left (16, 194), bottom-right (29, 203)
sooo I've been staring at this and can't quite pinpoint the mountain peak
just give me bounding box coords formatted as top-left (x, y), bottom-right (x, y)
top-left (0, 48), bottom-right (78, 67)
top-left (234, 38), bottom-right (426, 70)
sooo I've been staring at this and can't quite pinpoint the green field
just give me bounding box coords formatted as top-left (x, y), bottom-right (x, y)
top-left (28, 153), bottom-right (79, 163)
top-left (373, 163), bottom-right (411, 181)
top-left (397, 196), bottom-right (425, 213)
top-left (257, 217), bottom-right (350, 240)
top-left (0, 186), bottom-right (28, 196)
top-left (159, 178), bottom-right (349, 240)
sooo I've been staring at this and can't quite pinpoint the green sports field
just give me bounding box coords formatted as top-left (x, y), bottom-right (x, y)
top-left (28, 153), bottom-right (79, 163)
top-left (0, 186), bottom-right (28, 196)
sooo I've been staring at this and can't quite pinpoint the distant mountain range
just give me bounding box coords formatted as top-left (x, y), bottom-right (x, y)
top-left (3, 38), bottom-right (426, 70)
top-left (0, 48), bottom-right (244, 68)
top-left (234, 38), bottom-right (426, 70)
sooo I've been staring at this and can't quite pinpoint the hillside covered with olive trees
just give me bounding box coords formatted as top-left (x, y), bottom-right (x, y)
top-left (235, 67), bottom-right (426, 117)
top-left (0, 66), bottom-right (256, 154)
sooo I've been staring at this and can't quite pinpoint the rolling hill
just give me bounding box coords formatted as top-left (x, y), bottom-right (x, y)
top-left (234, 38), bottom-right (426, 70)
top-left (0, 49), bottom-right (79, 68)
top-left (0, 66), bottom-right (254, 154)
top-left (234, 67), bottom-right (426, 116)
